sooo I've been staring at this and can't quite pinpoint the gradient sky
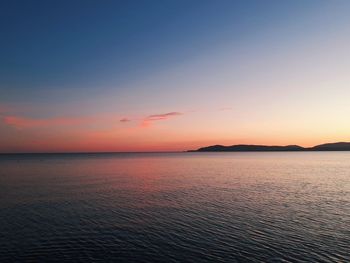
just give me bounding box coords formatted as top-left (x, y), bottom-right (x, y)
top-left (1, 0), bottom-right (350, 152)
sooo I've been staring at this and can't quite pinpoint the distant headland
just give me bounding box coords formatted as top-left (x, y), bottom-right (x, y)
top-left (189, 142), bottom-right (350, 152)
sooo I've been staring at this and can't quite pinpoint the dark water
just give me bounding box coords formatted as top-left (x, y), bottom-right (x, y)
top-left (0, 152), bottom-right (349, 262)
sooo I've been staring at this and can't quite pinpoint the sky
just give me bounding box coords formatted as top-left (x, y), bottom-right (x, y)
top-left (1, 0), bottom-right (350, 152)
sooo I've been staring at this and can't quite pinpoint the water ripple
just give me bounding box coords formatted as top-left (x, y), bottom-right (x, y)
top-left (0, 152), bottom-right (349, 262)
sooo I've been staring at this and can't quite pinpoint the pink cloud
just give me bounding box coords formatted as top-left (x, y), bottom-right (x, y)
top-left (147, 112), bottom-right (182, 120)
top-left (120, 118), bottom-right (131, 122)
top-left (3, 116), bottom-right (89, 129)
top-left (141, 112), bottom-right (183, 127)
top-left (2, 111), bottom-right (184, 131)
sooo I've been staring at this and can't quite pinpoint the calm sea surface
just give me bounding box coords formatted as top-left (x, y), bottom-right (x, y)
top-left (0, 152), bottom-right (349, 262)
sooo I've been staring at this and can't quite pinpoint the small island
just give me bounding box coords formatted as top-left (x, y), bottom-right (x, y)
top-left (189, 142), bottom-right (350, 152)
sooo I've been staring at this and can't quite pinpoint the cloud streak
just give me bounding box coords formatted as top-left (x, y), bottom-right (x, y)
top-left (141, 112), bottom-right (183, 127)
top-left (120, 118), bottom-right (131, 122)
top-left (2, 111), bottom-right (184, 130)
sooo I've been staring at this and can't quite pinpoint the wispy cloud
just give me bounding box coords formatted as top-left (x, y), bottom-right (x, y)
top-left (147, 112), bottom-right (182, 120)
top-left (120, 118), bottom-right (131, 123)
top-left (141, 112), bottom-right (183, 127)
top-left (2, 111), bottom-right (184, 130)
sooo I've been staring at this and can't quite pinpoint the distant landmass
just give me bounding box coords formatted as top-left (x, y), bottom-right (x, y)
top-left (189, 142), bottom-right (350, 152)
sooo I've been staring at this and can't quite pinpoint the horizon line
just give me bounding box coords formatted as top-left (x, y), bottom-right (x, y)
top-left (1, 141), bottom-right (349, 155)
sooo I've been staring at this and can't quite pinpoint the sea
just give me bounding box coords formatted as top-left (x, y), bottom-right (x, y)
top-left (0, 152), bottom-right (349, 262)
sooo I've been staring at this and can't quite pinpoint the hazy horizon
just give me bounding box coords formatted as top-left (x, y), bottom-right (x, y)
top-left (1, 141), bottom-right (350, 154)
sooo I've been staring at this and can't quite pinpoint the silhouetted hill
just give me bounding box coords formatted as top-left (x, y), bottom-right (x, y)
top-left (310, 142), bottom-right (350, 151)
top-left (192, 144), bottom-right (305, 152)
top-left (189, 142), bottom-right (350, 152)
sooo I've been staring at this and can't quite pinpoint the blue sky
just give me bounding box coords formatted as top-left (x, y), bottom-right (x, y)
top-left (2, 1), bottom-right (317, 101)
